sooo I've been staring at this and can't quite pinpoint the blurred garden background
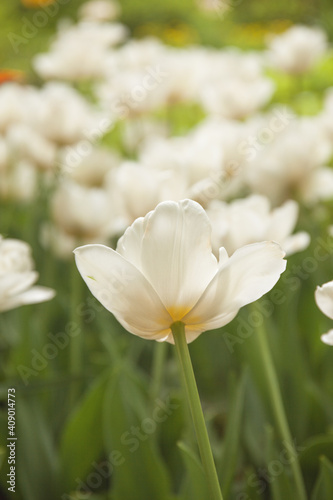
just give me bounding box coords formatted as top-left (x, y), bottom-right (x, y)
top-left (1, 1), bottom-right (333, 499)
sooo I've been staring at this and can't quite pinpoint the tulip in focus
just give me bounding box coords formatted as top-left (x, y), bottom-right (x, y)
top-left (75, 200), bottom-right (286, 343)
top-left (0, 237), bottom-right (55, 312)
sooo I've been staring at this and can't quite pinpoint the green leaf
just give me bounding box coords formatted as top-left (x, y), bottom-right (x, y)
top-left (103, 367), bottom-right (172, 500)
top-left (243, 465), bottom-right (266, 500)
top-left (311, 456), bottom-right (333, 500)
top-left (16, 395), bottom-right (58, 500)
top-left (299, 434), bottom-right (333, 492)
top-left (217, 370), bottom-right (246, 498)
top-left (177, 441), bottom-right (211, 500)
top-left (59, 369), bottom-right (111, 493)
top-left (265, 426), bottom-right (296, 500)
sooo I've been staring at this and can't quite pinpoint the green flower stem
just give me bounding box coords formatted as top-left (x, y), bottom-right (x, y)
top-left (254, 308), bottom-right (307, 500)
top-left (171, 321), bottom-right (223, 500)
top-left (150, 341), bottom-right (168, 401)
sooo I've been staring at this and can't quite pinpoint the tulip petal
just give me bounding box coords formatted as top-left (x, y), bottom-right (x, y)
top-left (184, 241), bottom-right (286, 331)
top-left (116, 214), bottom-right (148, 270)
top-left (315, 281), bottom-right (333, 320)
top-left (74, 244), bottom-right (173, 340)
top-left (0, 286), bottom-right (55, 312)
top-left (267, 200), bottom-right (299, 242)
top-left (283, 232), bottom-right (310, 255)
top-left (0, 271), bottom-right (38, 298)
top-left (321, 330), bottom-right (333, 346)
top-left (139, 200), bottom-right (218, 318)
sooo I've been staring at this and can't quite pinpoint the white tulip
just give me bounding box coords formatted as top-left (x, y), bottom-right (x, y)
top-left (31, 83), bottom-right (102, 146)
top-left (0, 83), bottom-right (38, 133)
top-left (246, 116), bottom-right (333, 205)
top-left (74, 199), bottom-right (286, 343)
top-left (267, 25), bottom-right (328, 75)
top-left (206, 195), bottom-right (310, 256)
top-left (51, 180), bottom-right (115, 243)
top-left (0, 160), bottom-right (37, 202)
top-left (315, 281), bottom-right (333, 345)
top-left (6, 123), bottom-right (56, 170)
top-left (0, 237), bottom-right (55, 312)
top-left (78, 0), bottom-right (121, 22)
top-left (33, 21), bottom-right (127, 81)
top-left (62, 146), bottom-right (120, 187)
top-left (105, 161), bottom-right (187, 227)
top-left (199, 49), bottom-right (274, 119)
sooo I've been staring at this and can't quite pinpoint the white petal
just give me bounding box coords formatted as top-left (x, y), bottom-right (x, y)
top-left (302, 167), bottom-right (333, 204)
top-left (116, 215), bottom-right (148, 270)
top-left (140, 200), bottom-right (218, 319)
top-left (159, 326), bottom-right (204, 345)
top-left (184, 241), bottom-right (286, 331)
top-left (315, 281), bottom-right (333, 320)
top-left (74, 244), bottom-right (173, 340)
top-left (283, 232), bottom-right (310, 255)
top-left (0, 271), bottom-right (38, 298)
top-left (0, 286), bottom-right (55, 312)
top-left (266, 200), bottom-right (298, 242)
top-left (321, 330), bottom-right (333, 346)
top-left (241, 194), bottom-right (271, 214)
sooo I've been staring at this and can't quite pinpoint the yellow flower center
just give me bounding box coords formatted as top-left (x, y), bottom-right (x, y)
top-left (167, 305), bottom-right (192, 322)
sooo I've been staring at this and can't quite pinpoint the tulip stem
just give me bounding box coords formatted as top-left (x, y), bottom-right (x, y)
top-left (171, 321), bottom-right (223, 500)
top-left (254, 306), bottom-right (307, 500)
top-left (150, 341), bottom-right (168, 401)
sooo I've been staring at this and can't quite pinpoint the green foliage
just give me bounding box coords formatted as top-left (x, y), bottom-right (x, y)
top-left (178, 441), bottom-right (211, 499)
top-left (0, 2), bottom-right (333, 500)
top-left (59, 370), bottom-right (110, 494)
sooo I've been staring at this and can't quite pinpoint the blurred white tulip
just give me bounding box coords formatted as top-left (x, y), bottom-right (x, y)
top-left (206, 195), bottom-right (310, 257)
top-left (246, 116), bottom-right (333, 204)
top-left (267, 25), bottom-right (328, 75)
top-left (61, 146), bottom-right (120, 187)
top-left (105, 161), bottom-right (187, 228)
top-left (0, 160), bottom-right (37, 202)
top-left (0, 237), bottom-right (55, 312)
top-left (51, 180), bottom-right (115, 239)
top-left (6, 123), bottom-right (56, 171)
top-left (31, 83), bottom-right (103, 146)
top-left (79, 0), bottom-right (121, 22)
top-left (0, 83), bottom-right (37, 133)
top-left (199, 49), bottom-right (274, 119)
top-left (33, 21), bottom-right (127, 81)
